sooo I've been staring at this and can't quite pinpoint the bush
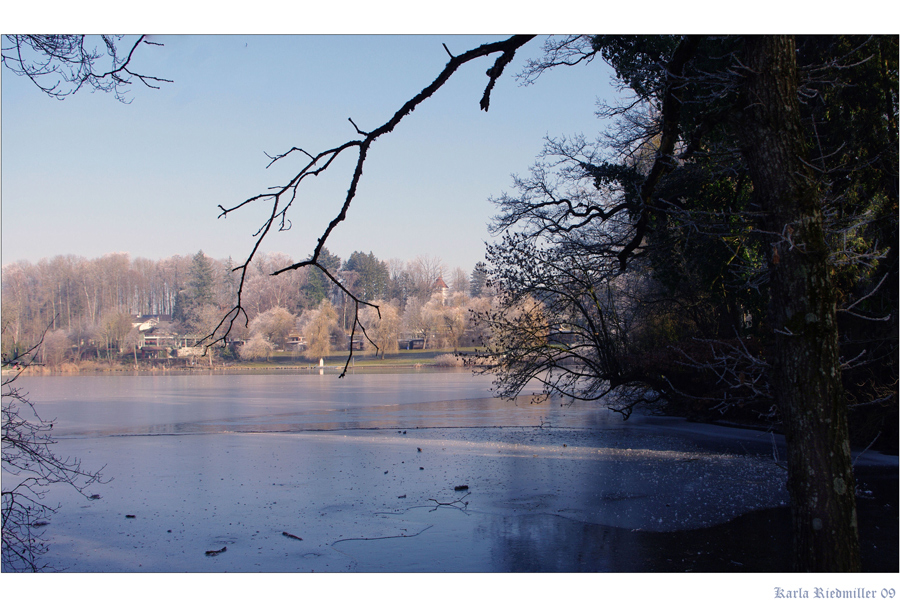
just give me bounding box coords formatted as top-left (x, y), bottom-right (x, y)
top-left (433, 353), bottom-right (464, 367)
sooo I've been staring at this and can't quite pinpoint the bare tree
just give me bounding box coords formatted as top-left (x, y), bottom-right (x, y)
top-left (449, 267), bottom-right (470, 295)
top-left (238, 334), bottom-right (274, 362)
top-left (303, 300), bottom-right (339, 361)
top-left (97, 310), bottom-right (133, 359)
top-left (406, 256), bottom-right (448, 301)
top-left (39, 329), bottom-right (71, 368)
top-left (2, 326), bottom-right (104, 571)
top-left (248, 306), bottom-right (296, 350)
top-left (2, 35), bottom-right (169, 102)
top-left (360, 301), bottom-right (401, 359)
top-left (469, 231), bottom-right (659, 418)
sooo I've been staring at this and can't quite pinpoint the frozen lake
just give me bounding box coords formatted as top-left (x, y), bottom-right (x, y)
top-left (5, 370), bottom-right (896, 572)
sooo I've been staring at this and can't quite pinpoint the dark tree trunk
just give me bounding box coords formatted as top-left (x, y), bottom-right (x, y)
top-left (738, 35), bottom-right (860, 571)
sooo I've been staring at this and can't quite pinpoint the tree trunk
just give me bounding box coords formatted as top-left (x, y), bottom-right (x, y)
top-left (738, 35), bottom-right (860, 571)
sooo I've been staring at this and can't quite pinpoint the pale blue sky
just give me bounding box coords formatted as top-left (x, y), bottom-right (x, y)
top-left (2, 34), bottom-right (618, 273)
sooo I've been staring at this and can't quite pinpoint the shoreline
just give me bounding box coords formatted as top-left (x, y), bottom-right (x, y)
top-left (8, 362), bottom-right (897, 456)
top-left (2, 349), bottom-right (474, 377)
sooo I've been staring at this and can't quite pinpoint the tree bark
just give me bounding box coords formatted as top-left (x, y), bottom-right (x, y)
top-left (738, 35), bottom-right (860, 571)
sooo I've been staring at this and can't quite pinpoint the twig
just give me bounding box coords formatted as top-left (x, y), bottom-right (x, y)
top-left (770, 432), bottom-right (787, 471)
top-left (853, 431), bottom-right (881, 467)
top-left (331, 524), bottom-right (434, 545)
top-left (428, 492), bottom-right (471, 511)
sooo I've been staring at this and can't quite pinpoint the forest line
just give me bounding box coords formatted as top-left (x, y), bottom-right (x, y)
top-left (0, 249), bottom-right (491, 364)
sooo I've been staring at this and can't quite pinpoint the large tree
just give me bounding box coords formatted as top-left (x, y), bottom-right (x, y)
top-left (488, 35), bottom-right (896, 571)
top-left (734, 35), bottom-right (859, 571)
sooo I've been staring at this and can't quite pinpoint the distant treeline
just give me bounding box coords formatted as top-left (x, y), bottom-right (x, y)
top-left (1, 249), bottom-right (491, 360)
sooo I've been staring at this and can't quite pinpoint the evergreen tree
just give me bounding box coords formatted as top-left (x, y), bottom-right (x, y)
top-left (188, 250), bottom-right (216, 308)
top-left (344, 251), bottom-right (389, 302)
top-left (222, 256), bottom-right (239, 303)
top-left (470, 262), bottom-right (488, 297)
top-left (174, 250), bottom-right (216, 327)
top-left (299, 248), bottom-right (342, 308)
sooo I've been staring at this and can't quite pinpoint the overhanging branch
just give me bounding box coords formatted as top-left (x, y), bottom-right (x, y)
top-left (212, 36), bottom-right (537, 364)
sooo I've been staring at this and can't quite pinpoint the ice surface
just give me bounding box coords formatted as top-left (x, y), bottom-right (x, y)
top-left (4, 371), bottom-right (868, 572)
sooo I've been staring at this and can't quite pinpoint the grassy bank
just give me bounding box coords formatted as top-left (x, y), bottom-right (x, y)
top-left (229, 347), bottom-right (476, 370)
top-left (4, 348), bottom-right (481, 376)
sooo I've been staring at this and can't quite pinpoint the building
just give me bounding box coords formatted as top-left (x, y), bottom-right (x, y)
top-left (433, 276), bottom-right (449, 305)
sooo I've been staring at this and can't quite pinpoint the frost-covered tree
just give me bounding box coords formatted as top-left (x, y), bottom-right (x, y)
top-left (1, 35), bottom-right (168, 101)
top-left (39, 329), bottom-right (71, 367)
top-left (360, 301), bottom-right (401, 359)
top-left (303, 301), bottom-right (338, 360)
top-left (238, 334), bottom-right (275, 361)
top-left (248, 306), bottom-right (296, 350)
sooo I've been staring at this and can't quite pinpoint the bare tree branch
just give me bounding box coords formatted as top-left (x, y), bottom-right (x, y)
top-left (2, 323), bottom-right (106, 571)
top-left (1, 35), bottom-right (170, 102)
top-left (211, 36), bottom-right (537, 363)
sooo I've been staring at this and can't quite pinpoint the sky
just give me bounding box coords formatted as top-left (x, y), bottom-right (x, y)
top-left (2, 34), bottom-right (620, 274)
